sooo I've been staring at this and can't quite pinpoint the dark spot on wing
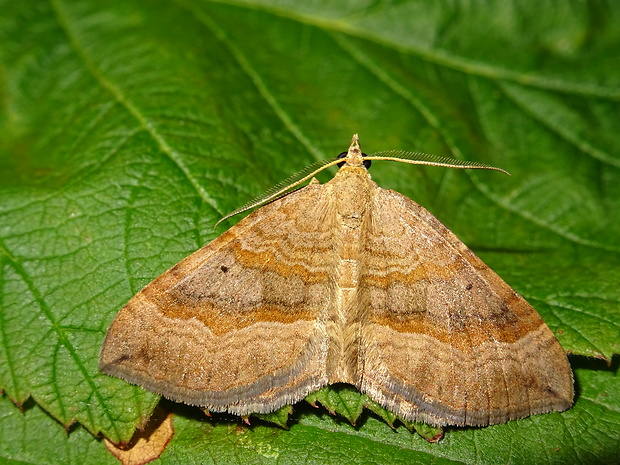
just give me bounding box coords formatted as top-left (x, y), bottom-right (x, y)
top-left (115, 354), bottom-right (131, 363)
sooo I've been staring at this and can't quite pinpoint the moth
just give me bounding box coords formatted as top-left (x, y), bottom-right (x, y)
top-left (100, 135), bottom-right (573, 426)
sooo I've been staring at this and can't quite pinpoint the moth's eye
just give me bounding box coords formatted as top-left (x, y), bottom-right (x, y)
top-left (337, 152), bottom-right (372, 169)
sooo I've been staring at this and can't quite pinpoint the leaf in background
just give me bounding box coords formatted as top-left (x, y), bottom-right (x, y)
top-left (0, 396), bottom-right (115, 465)
top-left (0, 0), bottom-right (618, 463)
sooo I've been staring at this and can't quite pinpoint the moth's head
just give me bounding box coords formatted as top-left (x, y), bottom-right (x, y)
top-left (337, 134), bottom-right (372, 169)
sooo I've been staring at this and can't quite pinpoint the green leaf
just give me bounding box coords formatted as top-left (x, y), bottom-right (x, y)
top-left (1, 0), bottom-right (618, 463)
top-left (251, 404), bottom-right (293, 429)
top-left (305, 385), bottom-right (445, 442)
top-left (306, 385), bottom-right (366, 425)
top-left (0, 396), bottom-right (115, 464)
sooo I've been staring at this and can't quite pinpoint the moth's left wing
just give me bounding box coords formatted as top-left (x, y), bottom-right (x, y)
top-left (356, 187), bottom-right (573, 426)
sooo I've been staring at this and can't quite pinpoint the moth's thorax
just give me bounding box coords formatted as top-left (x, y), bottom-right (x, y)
top-left (328, 164), bottom-right (374, 277)
top-left (330, 165), bottom-right (375, 229)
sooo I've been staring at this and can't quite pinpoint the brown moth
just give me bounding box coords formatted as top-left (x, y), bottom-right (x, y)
top-left (100, 135), bottom-right (573, 427)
